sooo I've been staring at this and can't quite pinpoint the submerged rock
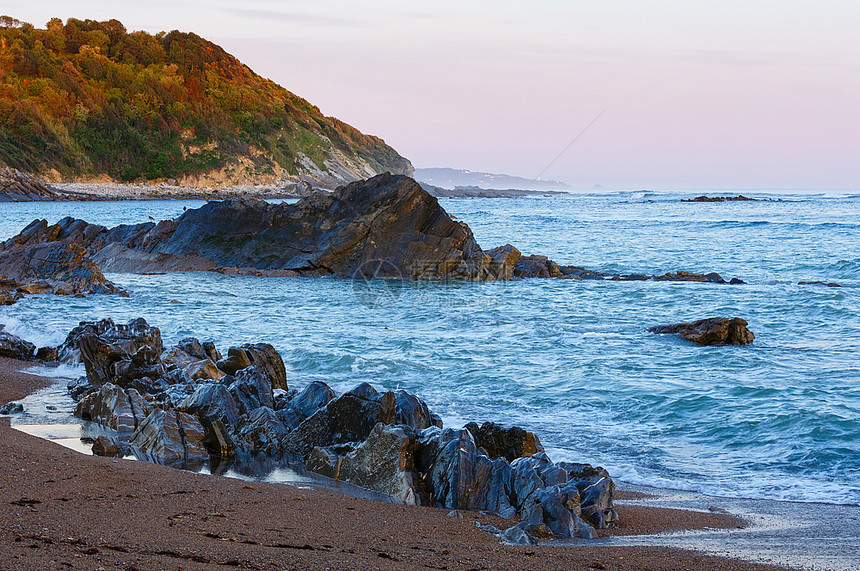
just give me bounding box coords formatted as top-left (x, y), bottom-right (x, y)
top-left (649, 317), bottom-right (755, 346)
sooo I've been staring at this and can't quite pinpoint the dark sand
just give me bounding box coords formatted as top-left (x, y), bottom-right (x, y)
top-left (0, 358), bottom-right (790, 570)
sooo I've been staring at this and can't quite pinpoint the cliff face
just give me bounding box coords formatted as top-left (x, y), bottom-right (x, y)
top-left (0, 17), bottom-right (412, 188)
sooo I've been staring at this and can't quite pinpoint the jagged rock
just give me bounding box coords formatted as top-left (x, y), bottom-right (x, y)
top-left (485, 245), bottom-right (522, 280)
top-left (74, 384), bottom-right (151, 431)
top-left (284, 383), bottom-right (396, 458)
top-left (306, 423), bottom-right (423, 505)
top-left (419, 427), bottom-right (516, 516)
top-left (202, 420), bottom-right (235, 459)
top-left (394, 390), bottom-right (442, 430)
top-left (0, 168), bottom-right (64, 201)
top-left (648, 317), bottom-right (755, 346)
top-left (128, 408), bottom-right (207, 467)
top-left (217, 343), bottom-right (286, 390)
top-left (683, 195), bottom-right (755, 202)
top-left (519, 485), bottom-right (596, 539)
top-left (182, 359), bottom-right (226, 381)
top-left (56, 318), bottom-right (119, 363)
top-left (0, 402), bottom-right (24, 414)
top-left (0, 331), bottom-right (36, 360)
top-left (229, 366), bottom-right (275, 415)
top-left (464, 422), bottom-right (543, 462)
top-left (180, 382), bottom-right (241, 428)
top-left (0, 218), bottom-right (126, 297)
top-left (69, 318), bottom-right (163, 375)
top-left (78, 334), bottom-right (128, 387)
top-left (798, 281), bottom-right (842, 288)
top-left (235, 407), bottom-right (289, 456)
top-left (560, 463), bottom-right (618, 529)
top-left (289, 381), bottom-right (337, 420)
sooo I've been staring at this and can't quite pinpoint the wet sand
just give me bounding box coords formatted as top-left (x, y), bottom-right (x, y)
top-left (0, 358), bottom-right (791, 570)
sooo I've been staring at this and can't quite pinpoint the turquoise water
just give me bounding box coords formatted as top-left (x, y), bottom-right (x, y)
top-left (1, 192), bottom-right (858, 504)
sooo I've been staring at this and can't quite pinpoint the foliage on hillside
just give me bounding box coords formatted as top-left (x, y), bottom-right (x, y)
top-left (0, 16), bottom-right (411, 183)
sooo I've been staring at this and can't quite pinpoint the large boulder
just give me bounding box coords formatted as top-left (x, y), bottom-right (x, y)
top-left (394, 390), bottom-right (442, 430)
top-left (74, 384), bottom-right (150, 431)
top-left (128, 408), bottom-right (208, 468)
top-left (484, 245), bottom-right (522, 280)
top-left (64, 317), bottom-right (163, 372)
top-left (648, 317), bottom-right (755, 346)
top-left (418, 428), bottom-right (516, 516)
top-left (306, 423), bottom-right (423, 505)
top-left (283, 383), bottom-right (396, 458)
top-left (465, 421), bottom-right (544, 462)
top-left (0, 330), bottom-right (36, 360)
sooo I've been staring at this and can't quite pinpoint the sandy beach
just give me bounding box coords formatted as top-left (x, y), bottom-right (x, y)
top-left (0, 358), bottom-right (795, 571)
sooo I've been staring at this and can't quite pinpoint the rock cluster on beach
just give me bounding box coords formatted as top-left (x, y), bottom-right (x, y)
top-left (35, 317), bottom-right (619, 544)
top-left (0, 174), bottom-right (746, 304)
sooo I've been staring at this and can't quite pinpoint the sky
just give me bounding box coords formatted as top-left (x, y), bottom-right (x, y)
top-left (5, 1), bottom-right (860, 190)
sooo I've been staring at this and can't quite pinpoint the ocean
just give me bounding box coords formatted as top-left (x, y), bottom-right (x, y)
top-left (1, 191), bottom-right (858, 506)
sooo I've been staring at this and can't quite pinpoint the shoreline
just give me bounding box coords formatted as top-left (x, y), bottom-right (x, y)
top-left (0, 358), bottom-right (798, 570)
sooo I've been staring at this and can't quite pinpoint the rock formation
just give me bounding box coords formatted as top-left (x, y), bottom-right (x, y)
top-left (0, 174), bottom-right (745, 303)
top-left (50, 317), bottom-right (618, 544)
top-left (0, 168), bottom-right (66, 202)
top-left (649, 317), bottom-right (755, 346)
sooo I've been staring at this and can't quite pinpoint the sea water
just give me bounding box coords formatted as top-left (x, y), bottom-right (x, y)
top-left (0, 191), bottom-right (857, 506)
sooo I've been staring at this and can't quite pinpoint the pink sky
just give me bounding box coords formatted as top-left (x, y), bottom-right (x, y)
top-left (6, 1), bottom-right (860, 189)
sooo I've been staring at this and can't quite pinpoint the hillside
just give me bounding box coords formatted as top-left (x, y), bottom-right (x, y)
top-left (0, 16), bottom-right (412, 188)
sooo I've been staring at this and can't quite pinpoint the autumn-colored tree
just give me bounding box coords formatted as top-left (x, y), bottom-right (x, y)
top-left (0, 17), bottom-right (410, 181)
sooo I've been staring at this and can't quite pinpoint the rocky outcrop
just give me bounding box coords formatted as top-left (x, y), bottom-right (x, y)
top-left (0, 168), bottom-right (65, 202)
top-left (0, 219), bottom-right (127, 297)
top-left (649, 317), bottom-right (755, 346)
top-left (2, 174), bottom-right (748, 290)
